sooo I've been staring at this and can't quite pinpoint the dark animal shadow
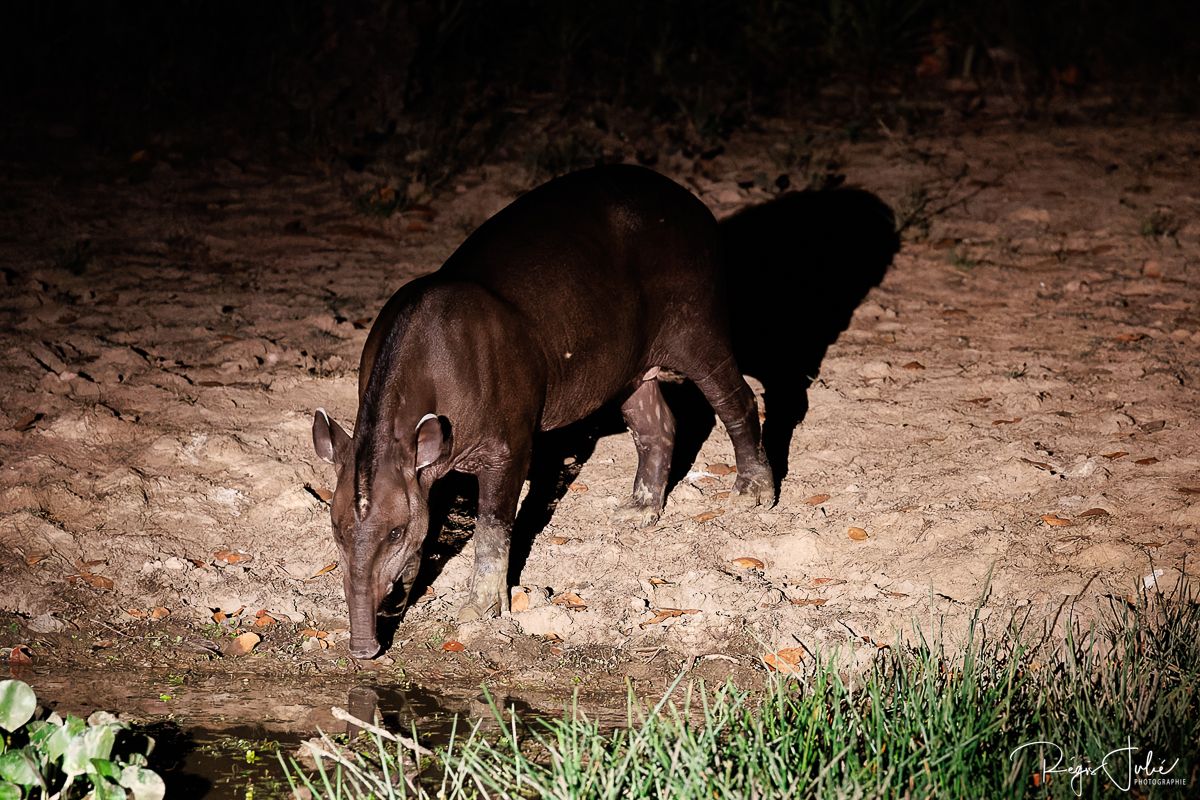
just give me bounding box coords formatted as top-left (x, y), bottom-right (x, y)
top-left (721, 187), bottom-right (900, 483)
top-left (379, 186), bottom-right (897, 646)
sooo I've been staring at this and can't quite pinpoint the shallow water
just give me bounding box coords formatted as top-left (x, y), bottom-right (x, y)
top-left (19, 668), bottom-right (632, 799)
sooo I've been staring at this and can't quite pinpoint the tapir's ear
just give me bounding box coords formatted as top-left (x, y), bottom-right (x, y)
top-left (312, 408), bottom-right (352, 466)
top-left (413, 413), bottom-right (452, 471)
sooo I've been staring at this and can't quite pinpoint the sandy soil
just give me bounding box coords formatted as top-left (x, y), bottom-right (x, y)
top-left (1, 117), bottom-right (1197, 694)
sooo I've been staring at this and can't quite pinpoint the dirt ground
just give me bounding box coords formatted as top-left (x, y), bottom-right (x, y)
top-left (1, 113), bottom-right (1197, 707)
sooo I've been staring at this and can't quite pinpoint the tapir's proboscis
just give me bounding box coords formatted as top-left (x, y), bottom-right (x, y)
top-left (312, 165), bottom-right (774, 659)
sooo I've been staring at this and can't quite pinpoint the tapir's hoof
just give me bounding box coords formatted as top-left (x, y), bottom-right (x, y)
top-left (456, 600), bottom-right (500, 623)
top-left (733, 473), bottom-right (776, 508)
top-left (349, 640), bottom-right (382, 660)
top-left (612, 500), bottom-right (662, 528)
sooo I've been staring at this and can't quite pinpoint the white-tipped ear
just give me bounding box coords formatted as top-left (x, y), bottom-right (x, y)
top-left (313, 408), bottom-right (351, 465)
top-left (414, 413), bottom-right (450, 470)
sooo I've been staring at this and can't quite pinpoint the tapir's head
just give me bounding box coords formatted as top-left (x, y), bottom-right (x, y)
top-left (311, 408), bottom-right (452, 659)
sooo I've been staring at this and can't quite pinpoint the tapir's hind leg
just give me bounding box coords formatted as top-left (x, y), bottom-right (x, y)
top-left (676, 352), bottom-right (775, 507)
top-left (613, 378), bottom-right (675, 527)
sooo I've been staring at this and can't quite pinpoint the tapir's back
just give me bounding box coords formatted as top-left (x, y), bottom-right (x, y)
top-left (435, 164), bottom-right (727, 428)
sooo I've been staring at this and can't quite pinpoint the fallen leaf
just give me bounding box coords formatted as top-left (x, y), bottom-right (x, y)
top-left (9, 645), bottom-right (34, 665)
top-left (91, 640), bottom-right (114, 651)
top-left (640, 608), bottom-right (701, 628)
top-left (310, 562), bottom-right (338, 578)
top-left (941, 308), bottom-right (968, 317)
top-left (790, 597), bottom-right (828, 607)
top-left (1020, 458), bottom-right (1055, 471)
top-left (1040, 513), bottom-right (1073, 527)
top-left (150, 607), bottom-right (171, 621)
top-left (24, 553), bottom-right (46, 566)
top-left (966, 397), bottom-right (992, 405)
top-left (714, 490), bottom-right (731, 500)
top-left (881, 590), bottom-right (909, 598)
top-left (511, 591), bottom-right (530, 612)
top-left (1138, 420), bottom-right (1166, 433)
top-left (762, 647), bottom-right (806, 674)
top-left (304, 484), bottom-right (333, 503)
top-left (902, 361), bottom-right (925, 370)
top-left (226, 632), bottom-right (261, 656)
top-left (693, 510), bottom-right (725, 523)
top-left (848, 527), bottom-right (869, 541)
top-left (647, 577), bottom-right (671, 586)
top-left (253, 612), bottom-right (277, 628)
top-left (542, 633), bottom-right (563, 643)
top-left (74, 573), bottom-right (114, 590)
top-left (214, 549), bottom-right (253, 565)
top-left (804, 493), bottom-right (831, 505)
top-left (300, 628), bottom-right (328, 639)
top-left (13, 412), bottom-right (42, 431)
top-left (992, 418), bottom-right (1022, 426)
top-left (212, 605), bottom-right (245, 624)
top-left (552, 591), bottom-right (587, 610)
top-left (694, 476), bottom-right (718, 488)
top-left (810, 578), bottom-right (846, 587)
top-left (442, 641), bottom-right (465, 652)
top-left (126, 608), bottom-right (147, 619)
top-left (1179, 486), bottom-right (1200, 495)
top-left (1113, 332), bottom-right (1146, 343)
top-left (730, 557), bottom-right (765, 571)
top-left (1134, 457), bottom-right (1159, 466)
top-left (567, 482), bottom-right (589, 493)
top-left (550, 536), bottom-right (572, 545)
top-left (1076, 508), bottom-right (1111, 518)
top-left (706, 463), bottom-right (737, 476)
top-left (1101, 451), bottom-right (1128, 459)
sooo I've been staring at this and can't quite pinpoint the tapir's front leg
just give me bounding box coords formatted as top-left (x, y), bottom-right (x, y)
top-left (458, 455), bottom-right (528, 623)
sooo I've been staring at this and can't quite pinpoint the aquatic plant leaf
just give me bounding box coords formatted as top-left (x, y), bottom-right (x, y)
top-left (120, 765), bottom-right (166, 800)
top-left (0, 681), bottom-right (36, 732)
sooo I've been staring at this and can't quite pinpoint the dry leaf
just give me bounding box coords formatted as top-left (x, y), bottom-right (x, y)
top-left (226, 632), bottom-right (261, 656)
top-left (253, 612), bottom-right (277, 628)
top-left (647, 577), bottom-right (671, 586)
top-left (442, 640), bottom-right (466, 652)
top-left (511, 591), bottom-right (530, 612)
top-left (790, 597), bottom-right (828, 607)
top-left (810, 578), bottom-right (846, 587)
top-left (13, 412), bottom-right (42, 432)
top-left (550, 536), bottom-right (571, 545)
top-left (804, 493), bottom-right (831, 505)
top-left (214, 549), bottom-right (253, 565)
top-left (693, 509), bottom-right (725, 523)
top-left (126, 608), bottom-right (147, 619)
top-left (1138, 420), bottom-right (1166, 433)
top-left (763, 647), bottom-right (806, 674)
top-left (1040, 513), bottom-right (1073, 527)
top-left (1020, 458), bottom-right (1055, 471)
top-left (992, 418), bottom-right (1022, 426)
top-left (1076, 508), bottom-right (1111, 518)
top-left (150, 607), bottom-right (171, 621)
top-left (91, 640), bottom-right (114, 651)
top-left (542, 633), bottom-right (563, 642)
top-left (567, 482), bottom-right (589, 493)
top-left (79, 574), bottom-right (114, 590)
top-left (966, 397), bottom-right (992, 405)
top-left (300, 628), bottom-right (328, 639)
top-left (552, 591), bottom-right (587, 610)
top-left (694, 476), bottom-right (718, 488)
top-left (305, 484), bottom-right (333, 503)
top-left (848, 527), bottom-right (869, 541)
top-left (1134, 457), bottom-right (1159, 466)
top-left (902, 361), bottom-right (925, 370)
top-left (24, 553), bottom-right (46, 566)
top-left (1101, 451), bottom-right (1128, 460)
top-left (706, 463), bottom-right (737, 476)
top-left (640, 608), bottom-right (701, 628)
top-left (310, 562), bottom-right (337, 578)
top-left (941, 308), bottom-right (968, 317)
top-left (1179, 486), bottom-right (1200, 495)
top-left (714, 490), bottom-right (731, 500)
top-left (9, 645), bottom-right (34, 665)
top-left (730, 557), bottom-right (765, 571)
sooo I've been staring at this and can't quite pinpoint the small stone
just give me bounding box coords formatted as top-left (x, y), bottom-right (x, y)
top-left (163, 556), bottom-right (190, 571)
top-left (1142, 259), bottom-right (1163, 278)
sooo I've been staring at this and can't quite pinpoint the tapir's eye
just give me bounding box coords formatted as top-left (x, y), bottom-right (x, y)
top-left (388, 527), bottom-right (403, 542)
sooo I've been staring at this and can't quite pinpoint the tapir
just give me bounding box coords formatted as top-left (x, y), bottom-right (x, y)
top-left (312, 164), bottom-right (774, 659)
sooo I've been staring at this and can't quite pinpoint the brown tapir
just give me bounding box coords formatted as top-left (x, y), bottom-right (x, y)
top-left (312, 164), bottom-right (774, 659)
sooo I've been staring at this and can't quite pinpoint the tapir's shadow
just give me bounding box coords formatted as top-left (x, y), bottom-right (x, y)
top-left (382, 187), bottom-right (898, 641)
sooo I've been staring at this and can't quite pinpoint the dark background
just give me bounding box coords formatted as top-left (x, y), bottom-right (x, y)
top-left (4, 1), bottom-right (1197, 183)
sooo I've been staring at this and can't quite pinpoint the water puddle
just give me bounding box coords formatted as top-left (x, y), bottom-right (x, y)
top-left (16, 668), bottom-right (632, 799)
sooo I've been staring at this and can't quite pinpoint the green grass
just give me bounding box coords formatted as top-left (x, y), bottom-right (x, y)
top-left (281, 585), bottom-right (1198, 799)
